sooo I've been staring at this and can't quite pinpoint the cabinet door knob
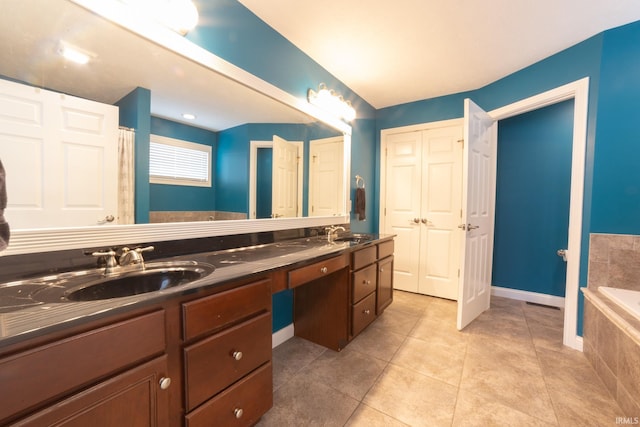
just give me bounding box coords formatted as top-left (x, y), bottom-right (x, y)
top-left (380, 268), bottom-right (384, 273)
top-left (363, 309), bottom-right (371, 315)
top-left (363, 279), bottom-right (371, 285)
top-left (234, 408), bottom-right (244, 419)
top-left (232, 351), bottom-right (243, 361)
top-left (159, 377), bottom-right (171, 390)
top-left (320, 266), bottom-right (328, 274)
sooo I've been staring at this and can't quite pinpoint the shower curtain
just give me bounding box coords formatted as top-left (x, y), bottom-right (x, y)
top-left (118, 127), bottom-right (135, 224)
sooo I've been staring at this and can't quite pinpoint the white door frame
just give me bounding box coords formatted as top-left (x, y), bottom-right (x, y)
top-left (249, 140), bottom-right (303, 219)
top-left (379, 78), bottom-right (588, 350)
top-left (489, 77), bottom-right (589, 351)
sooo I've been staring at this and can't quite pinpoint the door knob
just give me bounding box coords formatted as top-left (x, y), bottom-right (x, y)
top-left (557, 249), bottom-right (567, 262)
top-left (467, 224), bottom-right (479, 230)
top-left (457, 224), bottom-right (466, 230)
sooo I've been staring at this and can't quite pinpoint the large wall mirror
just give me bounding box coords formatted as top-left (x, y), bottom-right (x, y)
top-left (0, 0), bottom-right (352, 255)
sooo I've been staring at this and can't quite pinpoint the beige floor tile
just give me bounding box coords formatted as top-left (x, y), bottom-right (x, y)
top-left (522, 303), bottom-right (564, 328)
top-left (528, 321), bottom-right (565, 352)
top-left (302, 347), bottom-right (387, 400)
top-left (271, 336), bottom-right (326, 390)
top-left (345, 404), bottom-right (410, 427)
top-left (347, 322), bottom-right (406, 362)
top-left (461, 338), bottom-right (556, 423)
top-left (257, 374), bottom-right (359, 427)
top-left (452, 388), bottom-right (556, 426)
top-left (363, 364), bottom-right (457, 427)
top-left (371, 306), bottom-right (421, 336)
top-left (391, 290), bottom-right (434, 315)
top-left (392, 335), bottom-right (466, 386)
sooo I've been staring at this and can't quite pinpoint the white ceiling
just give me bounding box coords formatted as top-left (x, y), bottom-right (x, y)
top-left (239, 0), bottom-right (640, 109)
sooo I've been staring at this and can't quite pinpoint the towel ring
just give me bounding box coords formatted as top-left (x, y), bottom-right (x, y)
top-left (355, 175), bottom-right (365, 189)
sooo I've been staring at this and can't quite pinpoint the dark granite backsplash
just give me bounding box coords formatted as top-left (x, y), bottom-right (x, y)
top-left (0, 225), bottom-right (347, 283)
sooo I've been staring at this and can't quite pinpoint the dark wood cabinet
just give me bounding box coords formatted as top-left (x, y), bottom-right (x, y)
top-left (13, 356), bottom-right (170, 427)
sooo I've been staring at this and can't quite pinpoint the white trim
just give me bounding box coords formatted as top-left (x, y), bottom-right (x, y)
top-left (575, 336), bottom-right (584, 352)
top-left (249, 140), bottom-right (304, 219)
top-left (272, 324), bottom-right (294, 348)
top-left (2, 215), bottom-right (348, 256)
top-left (488, 77), bottom-right (589, 351)
top-left (491, 286), bottom-right (565, 308)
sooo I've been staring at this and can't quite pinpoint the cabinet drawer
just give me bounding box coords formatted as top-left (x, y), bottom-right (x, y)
top-left (185, 362), bottom-right (272, 427)
top-left (351, 292), bottom-right (376, 336)
top-left (0, 310), bottom-right (165, 424)
top-left (352, 264), bottom-right (376, 303)
top-left (351, 246), bottom-right (376, 270)
top-left (182, 278), bottom-right (271, 341)
top-left (288, 255), bottom-right (347, 288)
top-left (378, 240), bottom-right (394, 260)
top-left (184, 312), bottom-right (271, 412)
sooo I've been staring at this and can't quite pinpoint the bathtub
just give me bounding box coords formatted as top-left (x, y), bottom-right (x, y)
top-left (599, 286), bottom-right (640, 322)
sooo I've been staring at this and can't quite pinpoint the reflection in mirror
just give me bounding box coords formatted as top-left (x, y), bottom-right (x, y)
top-left (0, 0), bottom-right (349, 233)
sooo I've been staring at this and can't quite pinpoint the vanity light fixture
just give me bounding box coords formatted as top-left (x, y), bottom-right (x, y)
top-left (120, 0), bottom-right (199, 35)
top-left (307, 83), bottom-right (356, 122)
top-left (59, 42), bottom-right (91, 65)
top-left (182, 113), bottom-right (197, 120)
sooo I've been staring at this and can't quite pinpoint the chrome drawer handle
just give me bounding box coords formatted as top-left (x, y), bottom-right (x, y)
top-left (234, 408), bottom-right (244, 419)
top-left (159, 377), bottom-right (171, 390)
top-left (320, 266), bottom-right (328, 274)
top-left (232, 351), bottom-right (243, 361)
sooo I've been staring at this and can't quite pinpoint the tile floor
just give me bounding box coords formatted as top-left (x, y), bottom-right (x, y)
top-left (257, 291), bottom-right (626, 426)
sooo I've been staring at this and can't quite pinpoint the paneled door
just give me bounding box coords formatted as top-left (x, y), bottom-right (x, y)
top-left (457, 99), bottom-right (497, 330)
top-left (308, 136), bottom-right (344, 217)
top-left (272, 135), bottom-right (299, 218)
top-left (381, 124), bottom-right (463, 299)
top-left (0, 78), bottom-right (118, 229)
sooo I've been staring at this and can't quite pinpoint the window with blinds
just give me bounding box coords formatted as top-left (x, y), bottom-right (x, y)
top-left (149, 134), bottom-right (212, 187)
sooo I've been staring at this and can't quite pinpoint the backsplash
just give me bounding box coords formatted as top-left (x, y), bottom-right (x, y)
top-left (149, 211), bottom-right (247, 222)
top-left (588, 233), bottom-right (640, 292)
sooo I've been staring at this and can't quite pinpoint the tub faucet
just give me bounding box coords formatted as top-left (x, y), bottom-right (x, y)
top-left (325, 226), bottom-right (346, 242)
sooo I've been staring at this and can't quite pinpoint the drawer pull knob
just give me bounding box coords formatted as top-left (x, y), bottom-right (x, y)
top-left (380, 268), bottom-right (384, 272)
top-left (234, 408), bottom-right (244, 419)
top-left (363, 309), bottom-right (371, 315)
top-left (159, 377), bottom-right (171, 390)
top-left (232, 351), bottom-right (243, 361)
top-left (320, 266), bottom-right (328, 274)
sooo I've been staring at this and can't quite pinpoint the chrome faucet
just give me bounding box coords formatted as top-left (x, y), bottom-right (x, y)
top-left (325, 226), bottom-right (346, 242)
top-left (119, 246), bottom-right (155, 269)
top-left (90, 245), bottom-right (154, 275)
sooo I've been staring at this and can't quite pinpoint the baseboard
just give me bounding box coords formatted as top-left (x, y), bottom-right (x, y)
top-left (272, 323), bottom-right (294, 348)
top-left (574, 336), bottom-right (584, 352)
top-left (491, 286), bottom-right (565, 308)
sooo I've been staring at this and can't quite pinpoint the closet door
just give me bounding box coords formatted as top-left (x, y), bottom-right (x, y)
top-left (381, 124), bottom-right (463, 299)
top-left (418, 127), bottom-right (463, 299)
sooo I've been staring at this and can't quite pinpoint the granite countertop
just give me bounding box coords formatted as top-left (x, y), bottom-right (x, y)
top-left (0, 234), bottom-right (392, 349)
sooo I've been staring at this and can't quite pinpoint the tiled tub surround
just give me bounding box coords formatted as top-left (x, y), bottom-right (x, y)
top-left (583, 233), bottom-right (640, 417)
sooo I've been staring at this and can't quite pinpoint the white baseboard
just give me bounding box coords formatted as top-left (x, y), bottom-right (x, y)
top-left (272, 324), bottom-right (294, 348)
top-left (491, 286), bottom-right (565, 308)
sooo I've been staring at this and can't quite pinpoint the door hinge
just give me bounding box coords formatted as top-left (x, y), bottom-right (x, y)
top-left (457, 269), bottom-right (460, 278)
top-left (460, 209), bottom-right (463, 218)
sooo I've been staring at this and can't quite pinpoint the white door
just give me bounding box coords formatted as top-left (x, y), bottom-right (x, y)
top-left (0, 78), bottom-right (118, 229)
top-left (308, 136), bottom-right (344, 217)
top-left (457, 99), bottom-right (497, 330)
top-left (381, 125), bottom-right (463, 298)
top-left (271, 135), bottom-right (298, 218)
top-left (383, 131), bottom-right (423, 292)
top-left (419, 127), bottom-right (463, 299)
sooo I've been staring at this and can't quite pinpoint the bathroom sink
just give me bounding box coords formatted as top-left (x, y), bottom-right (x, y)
top-left (31, 262), bottom-right (215, 303)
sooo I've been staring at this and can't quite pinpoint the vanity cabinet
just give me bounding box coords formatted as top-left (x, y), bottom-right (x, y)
top-left (0, 310), bottom-right (169, 426)
top-left (182, 278), bottom-right (273, 426)
top-left (350, 240), bottom-right (395, 337)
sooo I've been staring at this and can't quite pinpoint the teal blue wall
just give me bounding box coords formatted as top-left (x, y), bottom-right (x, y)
top-left (492, 100), bottom-right (574, 297)
top-left (149, 117), bottom-right (217, 212)
top-left (116, 87), bottom-right (151, 224)
top-left (591, 22), bottom-right (640, 233)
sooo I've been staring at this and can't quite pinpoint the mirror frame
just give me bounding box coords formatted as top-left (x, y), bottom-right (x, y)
top-left (3, 0), bottom-right (352, 256)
